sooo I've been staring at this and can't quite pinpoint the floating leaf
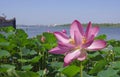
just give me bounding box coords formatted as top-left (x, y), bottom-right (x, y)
top-left (113, 47), bottom-right (120, 56)
top-left (20, 47), bottom-right (37, 56)
top-left (97, 68), bottom-right (119, 77)
top-left (37, 70), bottom-right (44, 77)
top-left (51, 62), bottom-right (63, 69)
top-left (20, 47), bottom-right (30, 56)
top-left (0, 64), bottom-right (15, 72)
top-left (62, 65), bottom-right (80, 77)
top-left (83, 71), bottom-right (95, 77)
top-left (89, 60), bottom-right (107, 74)
top-left (88, 52), bottom-right (100, 58)
top-left (0, 42), bottom-right (10, 46)
top-left (43, 32), bottom-right (57, 44)
top-left (110, 61), bottom-right (120, 70)
top-left (0, 50), bottom-right (11, 58)
top-left (18, 59), bottom-right (28, 63)
top-left (22, 65), bottom-right (33, 71)
top-left (29, 50), bottom-right (37, 55)
top-left (29, 56), bottom-right (42, 63)
top-left (95, 34), bottom-right (107, 40)
top-left (16, 71), bottom-right (39, 77)
top-left (15, 29), bottom-right (28, 39)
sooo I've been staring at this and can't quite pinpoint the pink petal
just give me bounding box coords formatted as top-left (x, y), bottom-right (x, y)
top-left (85, 22), bottom-right (92, 38)
top-left (74, 31), bottom-right (82, 46)
top-left (91, 26), bottom-right (99, 37)
top-left (49, 42), bottom-right (74, 54)
top-left (62, 29), bottom-right (67, 34)
top-left (58, 42), bottom-right (75, 50)
top-left (85, 22), bottom-right (99, 39)
top-left (64, 49), bottom-right (81, 66)
top-left (82, 35), bottom-right (94, 48)
top-left (86, 40), bottom-right (106, 51)
top-left (49, 47), bottom-right (67, 54)
top-left (54, 32), bottom-right (69, 43)
top-left (77, 50), bottom-right (87, 61)
top-left (70, 20), bottom-right (84, 39)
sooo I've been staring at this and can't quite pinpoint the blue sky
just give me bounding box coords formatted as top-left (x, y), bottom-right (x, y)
top-left (0, 0), bottom-right (120, 25)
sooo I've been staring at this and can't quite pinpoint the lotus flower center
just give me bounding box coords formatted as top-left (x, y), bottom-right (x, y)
top-left (69, 39), bottom-right (75, 44)
top-left (82, 37), bottom-right (87, 44)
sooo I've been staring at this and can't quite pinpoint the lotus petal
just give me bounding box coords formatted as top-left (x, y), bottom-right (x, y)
top-left (70, 20), bottom-right (84, 39)
top-left (64, 49), bottom-right (80, 66)
top-left (87, 40), bottom-right (106, 51)
top-left (54, 32), bottom-right (69, 43)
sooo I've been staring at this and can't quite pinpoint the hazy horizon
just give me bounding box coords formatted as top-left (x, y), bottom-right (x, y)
top-left (0, 0), bottom-right (120, 25)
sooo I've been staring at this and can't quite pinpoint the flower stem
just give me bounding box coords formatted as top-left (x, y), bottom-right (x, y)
top-left (80, 61), bottom-right (83, 77)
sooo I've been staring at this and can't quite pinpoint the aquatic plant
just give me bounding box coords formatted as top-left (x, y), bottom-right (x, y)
top-left (49, 20), bottom-right (106, 77)
top-left (0, 25), bottom-right (120, 77)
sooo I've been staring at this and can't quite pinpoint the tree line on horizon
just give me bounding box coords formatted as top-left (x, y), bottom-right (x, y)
top-left (58, 23), bottom-right (120, 27)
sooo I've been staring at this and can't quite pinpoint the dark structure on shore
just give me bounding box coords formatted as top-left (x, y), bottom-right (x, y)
top-left (0, 16), bottom-right (16, 29)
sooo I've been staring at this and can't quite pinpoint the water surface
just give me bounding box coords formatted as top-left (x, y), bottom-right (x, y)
top-left (17, 26), bottom-right (120, 40)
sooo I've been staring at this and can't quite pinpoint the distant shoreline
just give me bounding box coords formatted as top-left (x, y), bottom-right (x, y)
top-left (16, 23), bottom-right (120, 28)
top-left (58, 23), bottom-right (120, 27)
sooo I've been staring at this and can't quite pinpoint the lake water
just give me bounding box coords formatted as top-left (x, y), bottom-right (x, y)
top-left (17, 26), bottom-right (120, 40)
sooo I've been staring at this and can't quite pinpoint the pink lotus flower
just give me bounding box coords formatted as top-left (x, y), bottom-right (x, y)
top-left (49, 20), bottom-right (106, 66)
top-left (62, 29), bottom-right (67, 34)
top-left (41, 36), bottom-right (45, 43)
